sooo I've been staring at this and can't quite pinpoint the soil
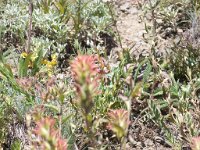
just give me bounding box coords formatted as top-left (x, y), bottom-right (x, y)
top-left (110, 0), bottom-right (150, 60)
top-left (112, 1), bottom-right (172, 149)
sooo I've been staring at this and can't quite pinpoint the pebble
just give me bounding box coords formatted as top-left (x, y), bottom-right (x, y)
top-left (120, 2), bottom-right (131, 12)
top-left (144, 139), bottom-right (154, 147)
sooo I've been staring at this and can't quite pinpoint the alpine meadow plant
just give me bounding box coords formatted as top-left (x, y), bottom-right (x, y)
top-left (32, 117), bottom-right (68, 150)
top-left (107, 109), bottom-right (129, 139)
top-left (70, 55), bottom-right (102, 114)
top-left (107, 109), bottom-right (130, 149)
top-left (3, 0), bottom-right (200, 149)
top-left (70, 55), bottom-right (103, 146)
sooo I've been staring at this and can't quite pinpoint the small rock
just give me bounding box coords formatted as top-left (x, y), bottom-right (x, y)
top-left (143, 147), bottom-right (155, 150)
top-left (166, 27), bottom-right (173, 33)
top-left (136, 141), bottom-right (142, 146)
top-left (128, 7), bottom-right (138, 15)
top-left (177, 28), bottom-right (183, 34)
top-left (174, 36), bottom-right (181, 44)
top-left (156, 19), bottom-right (163, 24)
top-left (155, 136), bottom-right (171, 147)
top-left (120, 3), bottom-right (131, 12)
top-left (145, 12), bottom-right (152, 20)
top-left (128, 135), bottom-right (137, 145)
top-left (144, 139), bottom-right (154, 147)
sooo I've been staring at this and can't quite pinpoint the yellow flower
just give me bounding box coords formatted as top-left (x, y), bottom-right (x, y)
top-left (42, 58), bottom-right (57, 67)
top-left (48, 69), bottom-right (53, 77)
top-left (50, 59), bottom-right (57, 66)
top-left (21, 52), bottom-right (28, 58)
top-left (47, 62), bottom-right (53, 69)
top-left (42, 59), bottom-right (48, 65)
top-left (31, 53), bottom-right (38, 61)
top-left (51, 54), bottom-right (57, 60)
top-left (41, 55), bottom-right (58, 77)
top-left (28, 61), bottom-right (33, 68)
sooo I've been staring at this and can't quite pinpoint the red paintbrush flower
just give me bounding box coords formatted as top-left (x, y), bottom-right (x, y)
top-left (107, 109), bottom-right (130, 139)
top-left (33, 117), bottom-right (67, 150)
top-left (71, 55), bottom-right (100, 85)
top-left (70, 55), bottom-right (103, 114)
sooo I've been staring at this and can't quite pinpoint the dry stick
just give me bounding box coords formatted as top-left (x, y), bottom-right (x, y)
top-left (26, 0), bottom-right (33, 53)
top-left (148, 0), bottom-right (157, 37)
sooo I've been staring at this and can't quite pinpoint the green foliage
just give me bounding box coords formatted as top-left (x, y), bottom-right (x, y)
top-left (11, 139), bottom-right (21, 150)
top-left (1, 0), bottom-right (200, 149)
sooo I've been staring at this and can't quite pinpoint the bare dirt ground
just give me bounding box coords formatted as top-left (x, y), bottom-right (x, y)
top-left (111, 0), bottom-right (150, 59)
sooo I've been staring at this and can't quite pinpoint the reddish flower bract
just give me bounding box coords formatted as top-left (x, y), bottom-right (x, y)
top-left (33, 117), bottom-right (67, 150)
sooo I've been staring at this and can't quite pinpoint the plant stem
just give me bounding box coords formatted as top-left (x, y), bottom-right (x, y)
top-left (26, 0), bottom-right (33, 53)
top-left (120, 137), bottom-right (126, 150)
top-left (148, 0), bottom-right (157, 37)
top-left (84, 113), bottom-right (96, 148)
top-left (59, 103), bottom-right (63, 136)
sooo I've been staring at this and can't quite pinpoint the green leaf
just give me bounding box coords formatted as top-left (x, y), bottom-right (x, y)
top-left (131, 82), bottom-right (142, 98)
top-left (142, 60), bottom-right (152, 83)
top-left (43, 104), bottom-right (59, 112)
top-left (133, 59), bottom-right (148, 84)
top-left (62, 114), bottom-right (73, 124)
top-left (40, 0), bottom-right (51, 14)
top-left (54, 2), bottom-right (65, 14)
top-left (0, 63), bottom-right (33, 101)
top-left (1, 63), bottom-right (14, 78)
top-left (153, 89), bottom-right (163, 97)
top-left (31, 49), bottom-right (43, 76)
top-left (11, 139), bottom-right (21, 150)
top-left (18, 53), bottom-right (32, 77)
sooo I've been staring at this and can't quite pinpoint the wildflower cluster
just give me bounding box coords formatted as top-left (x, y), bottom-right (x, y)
top-left (20, 52), bottom-right (57, 76)
top-left (21, 52), bottom-right (28, 58)
top-left (20, 52), bottom-right (33, 68)
top-left (33, 117), bottom-right (67, 150)
top-left (42, 54), bottom-right (58, 76)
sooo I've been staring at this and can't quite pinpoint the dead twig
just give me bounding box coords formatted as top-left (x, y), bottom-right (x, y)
top-left (26, 0), bottom-right (33, 53)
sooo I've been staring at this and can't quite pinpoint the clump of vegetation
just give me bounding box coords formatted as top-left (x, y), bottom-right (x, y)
top-left (1, 0), bottom-right (200, 149)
